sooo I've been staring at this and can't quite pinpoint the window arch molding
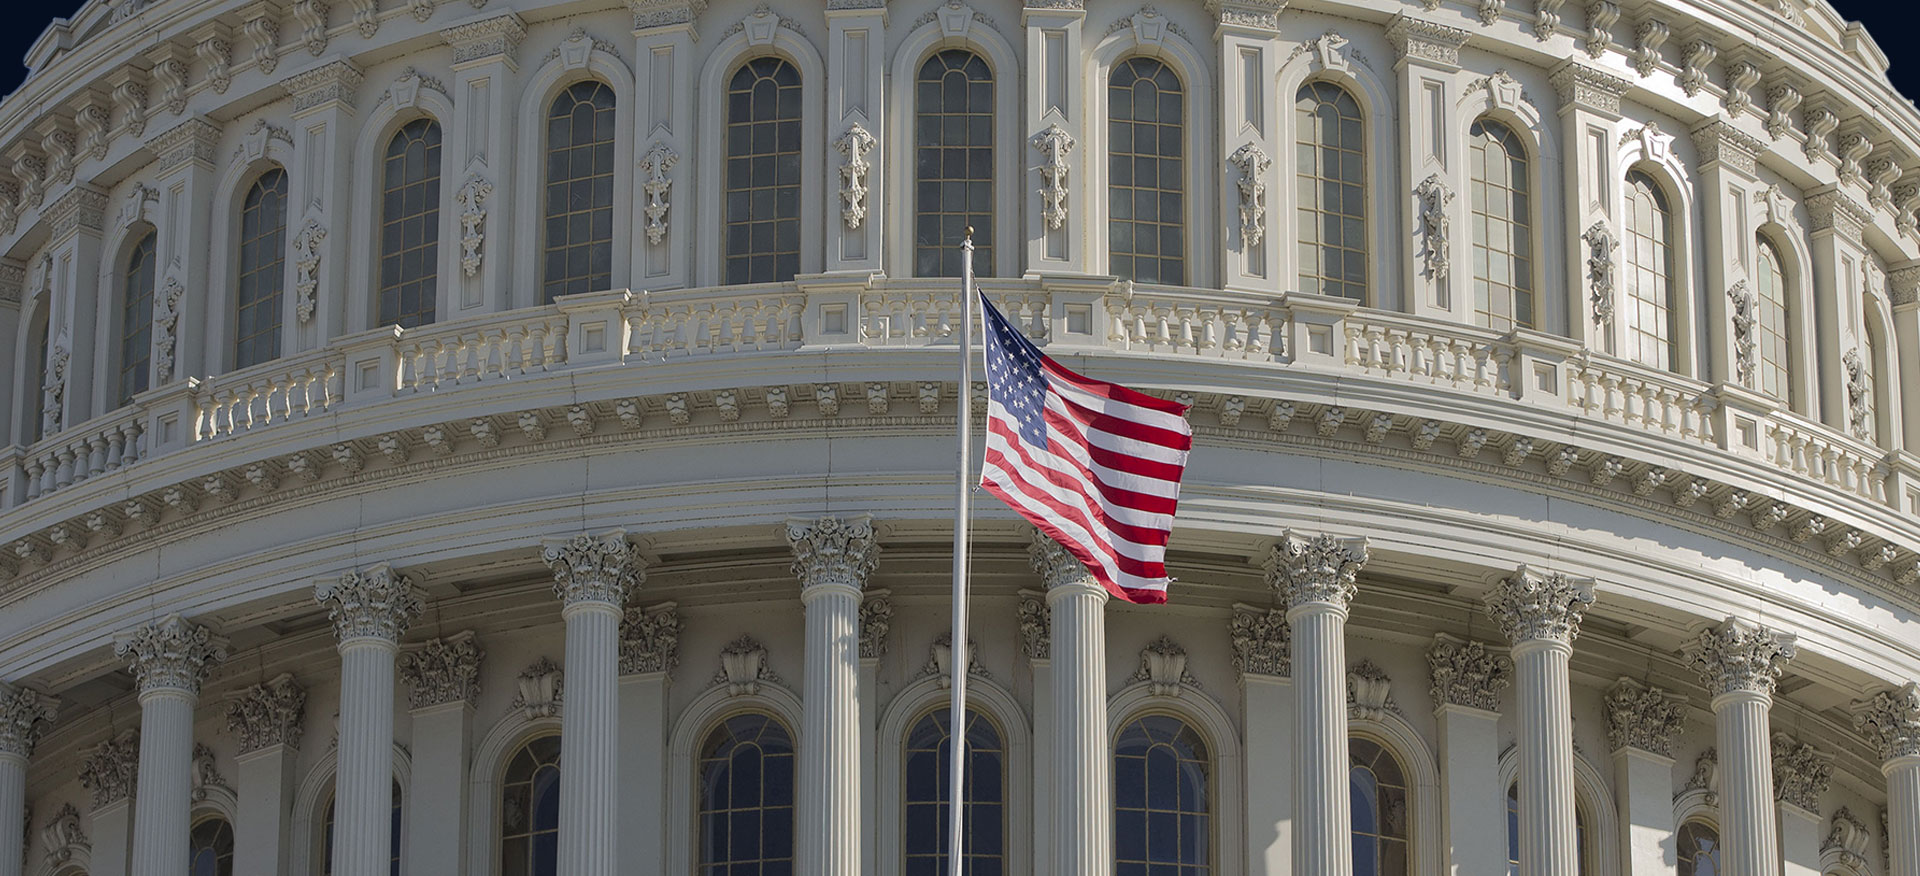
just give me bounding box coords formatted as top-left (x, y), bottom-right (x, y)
top-left (1348, 712), bottom-right (1443, 876)
top-left (14, 282), bottom-right (53, 446)
top-left (1453, 87), bottom-right (1557, 331)
top-left (466, 712), bottom-right (561, 876)
top-left (665, 678), bottom-right (804, 876)
top-left (693, 29), bottom-right (827, 287)
top-left (1748, 226), bottom-right (1816, 414)
top-left (885, 6), bottom-right (1021, 278)
top-left (290, 742), bottom-right (415, 876)
top-left (28, 841), bottom-right (93, 876)
top-left (875, 673), bottom-right (1033, 876)
top-left (205, 135), bottom-right (295, 375)
top-left (1493, 742), bottom-right (1619, 876)
top-left (1084, 27), bottom-right (1215, 288)
top-left (1862, 289), bottom-right (1903, 450)
top-left (1106, 677), bottom-right (1245, 876)
top-left (1611, 146), bottom-right (1699, 376)
top-left (1274, 38), bottom-right (1398, 307)
top-left (510, 54), bottom-right (636, 310)
top-left (347, 84), bottom-right (456, 332)
top-left (101, 216), bottom-right (160, 410)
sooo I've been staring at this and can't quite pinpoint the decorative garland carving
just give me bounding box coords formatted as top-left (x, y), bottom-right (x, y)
top-left (1415, 174), bottom-right (1452, 282)
top-left (1031, 123), bottom-right (1075, 230)
top-left (835, 123), bottom-right (876, 230)
top-left (639, 142), bottom-right (677, 245)
top-left (1227, 143), bottom-right (1269, 248)
top-left (292, 216), bottom-right (326, 323)
top-left (455, 169), bottom-right (492, 277)
top-left (1583, 221), bottom-right (1615, 326)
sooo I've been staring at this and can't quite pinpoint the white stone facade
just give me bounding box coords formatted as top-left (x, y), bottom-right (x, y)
top-left (0, 0), bottom-right (1917, 875)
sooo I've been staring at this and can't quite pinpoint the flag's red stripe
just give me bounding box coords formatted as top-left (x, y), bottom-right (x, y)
top-left (1046, 403), bottom-right (1190, 482)
top-left (1050, 385), bottom-right (1195, 452)
top-left (981, 477), bottom-right (1163, 604)
top-left (980, 459), bottom-right (1168, 582)
top-left (982, 443), bottom-right (1170, 576)
top-left (990, 419), bottom-right (1180, 532)
top-left (1039, 356), bottom-right (1191, 416)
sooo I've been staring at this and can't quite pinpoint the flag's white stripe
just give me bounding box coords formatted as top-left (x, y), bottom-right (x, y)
top-left (984, 421), bottom-right (1175, 535)
top-left (983, 429), bottom-right (1169, 558)
top-left (1020, 398), bottom-right (1184, 500)
top-left (981, 458), bottom-right (1169, 592)
top-left (1041, 393), bottom-right (1193, 473)
top-left (1042, 369), bottom-right (1193, 436)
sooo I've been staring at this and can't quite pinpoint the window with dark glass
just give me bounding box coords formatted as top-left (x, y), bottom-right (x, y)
top-left (1755, 236), bottom-right (1792, 403)
top-left (543, 81), bottom-right (617, 302)
top-left (1350, 737), bottom-right (1407, 876)
top-left (379, 119), bottom-right (442, 328)
top-left (1295, 81), bottom-right (1366, 300)
top-left (1469, 119), bottom-right (1533, 331)
top-left (120, 231), bottom-right (157, 405)
top-left (501, 734), bottom-right (561, 876)
top-left (903, 707), bottom-right (1005, 876)
top-left (1114, 714), bottom-right (1209, 876)
top-left (1862, 322), bottom-right (1881, 443)
top-left (1505, 782), bottom-right (1590, 875)
top-left (190, 817), bottom-right (236, 876)
top-left (322, 780), bottom-right (405, 876)
top-left (724, 57), bottom-right (803, 285)
top-left (235, 168), bottom-right (288, 369)
top-left (1623, 170), bottom-right (1677, 370)
top-left (29, 303), bottom-right (49, 443)
top-left (1676, 819), bottom-right (1721, 876)
top-left (914, 50), bottom-right (994, 278)
top-left (1108, 57), bottom-right (1185, 285)
top-left (698, 713), bottom-right (796, 876)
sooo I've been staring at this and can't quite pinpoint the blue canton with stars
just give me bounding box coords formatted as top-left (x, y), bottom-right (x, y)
top-left (981, 293), bottom-right (1051, 449)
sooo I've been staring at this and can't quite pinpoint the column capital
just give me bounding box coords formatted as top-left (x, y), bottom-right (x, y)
top-left (1230, 604), bottom-right (1290, 679)
top-left (282, 57), bottom-right (364, 116)
top-left (43, 184), bottom-right (107, 241)
top-left (1604, 678), bottom-right (1684, 757)
top-left (1806, 185), bottom-right (1872, 240)
top-left (1265, 530), bottom-right (1369, 611)
top-left (222, 673), bottom-right (306, 754)
top-left (440, 11), bottom-right (527, 67)
top-left (1686, 616), bottom-right (1796, 699)
top-left (1549, 59), bottom-right (1632, 117)
top-left (1771, 732), bottom-right (1832, 812)
top-left (1689, 116), bottom-right (1765, 177)
top-left (78, 729), bottom-right (140, 810)
top-left (1888, 261), bottom-right (1920, 307)
top-left (400, 631), bottom-right (485, 708)
top-left (543, 530), bottom-right (645, 609)
top-left (143, 115), bottom-right (221, 173)
top-left (113, 614), bottom-right (228, 696)
top-left (1017, 590), bottom-right (1051, 660)
top-left (620, 603), bottom-right (681, 675)
top-left (1427, 634), bottom-right (1508, 712)
top-left (628, 0), bottom-right (706, 32)
top-left (1029, 528), bottom-right (1096, 592)
top-left (316, 564), bottom-right (422, 646)
top-left (1852, 682), bottom-right (1920, 763)
top-left (1384, 13), bottom-right (1469, 70)
top-left (1483, 566), bottom-right (1595, 645)
top-left (786, 516), bottom-right (878, 592)
top-left (1202, 0), bottom-right (1283, 34)
top-left (0, 682), bottom-right (57, 759)
top-left (857, 592), bottom-right (891, 660)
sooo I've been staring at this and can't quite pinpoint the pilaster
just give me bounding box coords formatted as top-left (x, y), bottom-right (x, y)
top-left (628, 0), bottom-right (703, 291)
top-left (1018, 590), bottom-right (1054, 876)
top-left (78, 730), bottom-right (139, 876)
top-left (1805, 185), bottom-right (1873, 429)
top-left (1604, 678), bottom-right (1684, 876)
top-left (1030, 529), bottom-right (1111, 876)
top-left (1485, 566), bottom-right (1595, 876)
top-left (1773, 733), bottom-right (1832, 876)
top-left (282, 59), bottom-right (363, 350)
top-left (401, 632), bottom-right (484, 876)
top-left (1690, 117), bottom-right (1764, 389)
top-left (787, 516), bottom-right (877, 876)
top-left (1891, 262), bottom-right (1920, 452)
top-left (1207, 0), bottom-right (1281, 290)
top-left (440, 12), bottom-right (525, 315)
top-left (316, 564), bottom-right (421, 876)
top-left (1385, 14), bottom-right (1470, 320)
top-left (1232, 604), bottom-right (1291, 876)
top-left (1549, 60), bottom-right (1632, 353)
top-left (114, 615), bottom-right (227, 876)
top-left (140, 116), bottom-right (220, 382)
top-left (617, 608), bottom-right (673, 876)
top-left (40, 184), bottom-right (106, 426)
top-left (224, 673), bottom-right (305, 876)
top-left (1428, 634), bottom-right (1508, 876)
top-left (1021, 1), bottom-right (1085, 274)
top-left (1687, 617), bottom-right (1796, 876)
top-left (824, 0), bottom-right (886, 273)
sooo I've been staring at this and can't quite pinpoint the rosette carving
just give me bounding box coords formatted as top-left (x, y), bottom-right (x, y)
top-left (399, 632), bottom-right (484, 708)
top-left (1427, 634), bottom-right (1508, 711)
top-left (317, 565), bottom-right (422, 644)
top-left (1686, 617), bottom-right (1795, 698)
top-left (543, 530), bottom-right (645, 608)
top-left (1229, 604), bottom-right (1289, 678)
top-left (1483, 566), bottom-right (1595, 645)
top-left (1852, 682), bottom-right (1920, 763)
top-left (0, 682), bottom-right (57, 758)
top-left (114, 614), bottom-right (227, 695)
top-left (786, 515), bottom-right (879, 591)
top-left (620, 604), bottom-right (680, 675)
top-left (223, 673), bottom-right (306, 753)
top-left (1265, 530), bottom-right (1369, 610)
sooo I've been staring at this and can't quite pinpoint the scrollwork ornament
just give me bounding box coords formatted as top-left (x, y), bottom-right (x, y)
top-left (1852, 683), bottom-right (1920, 763)
top-left (1728, 281), bottom-right (1758, 386)
top-left (1130, 635), bottom-right (1198, 696)
top-left (1686, 617), bottom-right (1795, 698)
top-left (858, 593), bottom-right (891, 659)
top-left (1427, 635), bottom-right (1508, 711)
top-left (1032, 123), bottom-right (1075, 230)
top-left (315, 565), bottom-right (422, 644)
top-left (512, 657), bottom-right (563, 718)
top-left (1229, 605), bottom-right (1289, 678)
top-left (399, 632), bottom-right (484, 708)
top-left (114, 614), bottom-right (227, 695)
top-left (1843, 348), bottom-right (1871, 440)
top-left (1017, 591), bottom-right (1051, 659)
top-left (620, 603), bottom-right (680, 674)
top-left (153, 275), bottom-right (185, 384)
top-left (455, 171), bottom-right (492, 277)
top-left (0, 682), bottom-right (57, 758)
top-left (1266, 530), bottom-right (1369, 610)
top-left (1484, 566), bottom-right (1595, 645)
top-left (222, 673), bottom-right (306, 752)
top-left (292, 216), bottom-right (326, 323)
top-left (40, 802), bottom-right (89, 868)
top-left (1824, 806), bottom-right (1871, 871)
top-left (1603, 678), bottom-right (1683, 757)
top-left (542, 530), bottom-right (645, 608)
top-left (786, 515), bottom-right (879, 591)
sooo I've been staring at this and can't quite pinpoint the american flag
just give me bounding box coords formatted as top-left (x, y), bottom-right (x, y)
top-left (977, 292), bottom-right (1193, 604)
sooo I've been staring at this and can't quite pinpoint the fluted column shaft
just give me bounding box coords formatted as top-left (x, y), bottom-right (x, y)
top-left (1891, 756), bottom-right (1920, 876)
top-left (1288, 602), bottom-right (1350, 874)
top-left (317, 567), bottom-right (420, 876)
top-left (788, 517), bottom-right (877, 876)
top-left (116, 616), bottom-right (224, 876)
top-left (545, 531), bottom-right (644, 876)
top-left (1050, 577), bottom-right (1112, 876)
top-left (1512, 640), bottom-right (1578, 876)
top-left (0, 751), bottom-right (24, 876)
top-left (1689, 618), bottom-right (1795, 876)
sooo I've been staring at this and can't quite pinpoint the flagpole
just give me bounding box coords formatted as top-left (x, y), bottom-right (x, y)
top-left (946, 230), bottom-right (975, 876)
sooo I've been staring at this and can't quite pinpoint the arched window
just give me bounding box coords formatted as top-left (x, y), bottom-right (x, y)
top-left (1114, 714), bottom-right (1209, 876)
top-left (1469, 119), bottom-right (1534, 331)
top-left (724, 57), bottom-right (803, 285)
top-left (235, 168), bottom-right (288, 369)
top-left (1755, 236), bottom-right (1792, 403)
top-left (1623, 170), bottom-right (1677, 370)
top-left (190, 817), bottom-right (236, 876)
top-left (904, 707), bottom-right (1006, 876)
top-left (1504, 782), bottom-right (1589, 875)
top-left (914, 50), bottom-right (994, 278)
top-left (699, 713), bottom-right (796, 876)
top-left (501, 734), bottom-right (561, 876)
top-left (119, 230), bottom-right (157, 405)
top-left (542, 81), bottom-right (617, 302)
top-left (1676, 819), bottom-right (1721, 876)
top-left (1108, 57), bottom-right (1185, 285)
top-left (379, 118), bottom-right (442, 328)
top-left (1295, 81), bottom-right (1366, 301)
top-left (1350, 736), bottom-right (1407, 876)
top-left (322, 780), bottom-right (405, 876)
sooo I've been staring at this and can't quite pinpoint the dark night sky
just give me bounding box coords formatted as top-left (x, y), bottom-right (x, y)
top-left (0, 1), bottom-right (1914, 122)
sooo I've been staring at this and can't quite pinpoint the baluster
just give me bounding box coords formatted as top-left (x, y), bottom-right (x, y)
top-left (124, 421), bottom-right (145, 464)
top-left (38, 454), bottom-right (55, 495)
top-left (1492, 348), bottom-right (1515, 394)
top-left (53, 445), bottom-right (75, 488)
top-left (24, 460), bottom-right (42, 500)
top-left (88, 434), bottom-right (108, 475)
top-left (104, 427), bottom-right (125, 470)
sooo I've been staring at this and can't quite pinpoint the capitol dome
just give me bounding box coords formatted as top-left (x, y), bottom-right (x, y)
top-left (0, 0), bottom-right (1917, 874)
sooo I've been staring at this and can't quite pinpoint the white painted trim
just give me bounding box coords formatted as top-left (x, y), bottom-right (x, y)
top-left (1617, 144), bottom-right (1702, 379)
top-left (1454, 78), bottom-right (1562, 334)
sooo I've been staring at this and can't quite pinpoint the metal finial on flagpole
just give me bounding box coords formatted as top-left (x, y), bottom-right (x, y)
top-left (946, 228), bottom-right (976, 876)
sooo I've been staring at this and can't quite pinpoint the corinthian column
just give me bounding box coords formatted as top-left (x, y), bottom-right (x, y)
top-left (317, 566), bottom-right (422, 876)
top-left (1030, 530), bottom-right (1110, 876)
top-left (1267, 530), bottom-right (1369, 876)
top-left (1484, 567), bottom-right (1595, 876)
top-left (543, 531), bottom-right (645, 876)
top-left (787, 516), bottom-right (878, 876)
top-left (0, 683), bottom-right (57, 876)
top-left (1686, 617), bottom-right (1795, 876)
top-left (1855, 683), bottom-right (1920, 876)
top-left (115, 615), bottom-right (227, 876)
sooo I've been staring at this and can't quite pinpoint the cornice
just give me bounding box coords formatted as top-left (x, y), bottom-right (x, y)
top-left (143, 115), bottom-right (221, 172)
top-left (440, 12), bottom-right (528, 67)
top-left (1384, 13), bottom-right (1470, 70)
top-left (281, 58), bottom-right (364, 115)
top-left (1690, 116), bottom-right (1767, 177)
top-left (43, 184), bottom-right (108, 240)
top-left (1548, 59), bottom-right (1633, 117)
top-left (628, 0), bottom-right (706, 32)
